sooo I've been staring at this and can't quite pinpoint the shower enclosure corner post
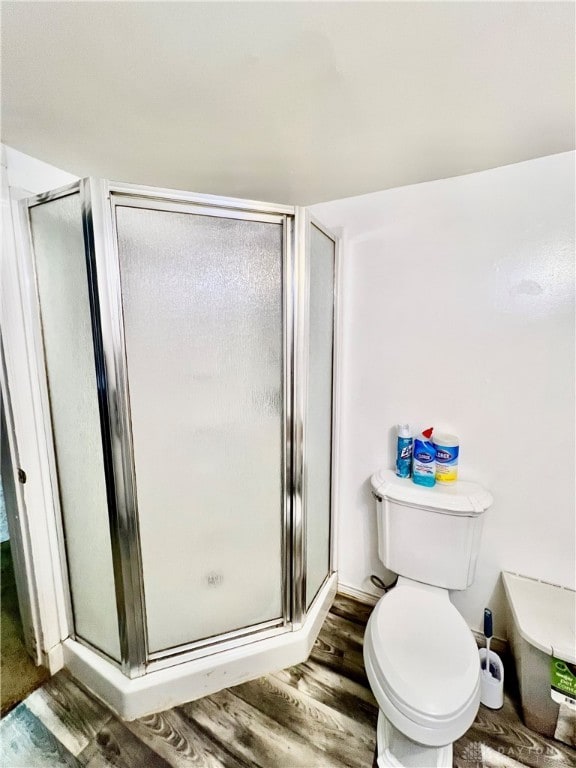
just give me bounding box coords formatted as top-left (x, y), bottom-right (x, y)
top-left (291, 207), bottom-right (309, 628)
top-left (330, 227), bottom-right (342, 578)
top-left (282, 213), bottom-right (295, 626)
top-left (79, 177), bottom-right (147, 677)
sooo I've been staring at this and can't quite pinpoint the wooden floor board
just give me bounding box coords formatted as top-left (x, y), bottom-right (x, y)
top-left (462, 699), bottom-right (576, 768)
top-left (76, 717), bottom-right (173, 768)
top-left (180, 687), bottom-right (352, 768)
top-left (309, 630), bottom-right (369, 687)
top-left (319, 610), bottom-right (367, 650)
top-left (229, 673), bottom-right (375, 768)
top-left (124, 707), bottom-right (238, 768)
top-left (272, 660), bottom-right (379, 731)
top-left (24, 670), bottom-right (113, 756)
top-left (2, 591), bottom-right (574, 768)
top-left (330, 594), bottom-right (375, 626)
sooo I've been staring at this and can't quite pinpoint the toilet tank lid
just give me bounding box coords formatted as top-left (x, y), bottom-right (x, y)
top-left (371, 469), bottom-right (493, 515)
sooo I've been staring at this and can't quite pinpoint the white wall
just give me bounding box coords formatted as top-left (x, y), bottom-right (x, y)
top-left (311, 152), bottom-right (575, 638)
top-left (3, 144), bottom-right (77, 195)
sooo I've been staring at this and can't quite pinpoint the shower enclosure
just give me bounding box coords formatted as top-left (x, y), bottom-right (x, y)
top-left (19, 179), bottom-right (339, 718)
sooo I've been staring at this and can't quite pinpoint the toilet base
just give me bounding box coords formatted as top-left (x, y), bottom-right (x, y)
top-left (376, 710), bottom-right (453, 768)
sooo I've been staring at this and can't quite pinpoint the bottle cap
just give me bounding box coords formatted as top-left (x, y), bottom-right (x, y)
top-left (397, 424), bottom-right (411, 437)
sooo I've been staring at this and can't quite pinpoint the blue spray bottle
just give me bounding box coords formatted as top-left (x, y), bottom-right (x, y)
top-left (395, 424), bottom-right (413, 478)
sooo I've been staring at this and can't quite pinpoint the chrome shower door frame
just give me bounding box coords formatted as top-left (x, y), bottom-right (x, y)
top-left (91, 180), bottom-right (297, 676)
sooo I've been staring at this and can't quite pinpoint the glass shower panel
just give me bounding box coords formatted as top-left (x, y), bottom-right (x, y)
top-left (115, 206), bottom-right (284, 654)
top-left (305, 224), bottom-right (335, 609)
top-left (30, 194), bottom-right (121, 660)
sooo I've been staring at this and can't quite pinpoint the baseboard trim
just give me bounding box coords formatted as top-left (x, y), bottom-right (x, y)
top-left (337, 582), bottom-right (380, 606)
top-left (338, 581), bottom-right (508, 653)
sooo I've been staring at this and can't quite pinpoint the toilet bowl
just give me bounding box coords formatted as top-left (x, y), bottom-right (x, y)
top-left (366, 469), bottom-right (493, 768)
top-left (364, 578), bottom-right (480, 767)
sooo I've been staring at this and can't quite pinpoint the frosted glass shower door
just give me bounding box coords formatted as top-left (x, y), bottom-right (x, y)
top-left (115, 204), bottom-right (285, 654)
top-left (29, 193), bottom-right (121, 660)
top-left (304, 222), bottom-right (336, 609)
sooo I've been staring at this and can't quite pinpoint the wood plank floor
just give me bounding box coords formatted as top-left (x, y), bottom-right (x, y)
top-left (1, 594), bottom-right (574, 768)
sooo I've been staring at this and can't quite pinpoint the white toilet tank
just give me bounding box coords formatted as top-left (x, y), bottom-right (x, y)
top-left (371, 470), bottom-right (493, 590)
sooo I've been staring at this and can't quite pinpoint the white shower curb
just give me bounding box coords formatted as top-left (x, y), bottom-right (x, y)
top-left (63, 573), bottom-right (337, 720)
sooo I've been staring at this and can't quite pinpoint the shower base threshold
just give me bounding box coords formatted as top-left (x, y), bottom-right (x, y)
top-left (63, 574), bottom-right (337, 720)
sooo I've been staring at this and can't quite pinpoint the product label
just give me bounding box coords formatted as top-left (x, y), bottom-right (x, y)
top-left (435, 446), bottom-right (459, 464)
top-left (436, 465), bottom-right (458, 482)
top-left (434, 442), bottom-right (459, 483)
top-left (551, 657), bottom-right (576, 707)
top-left (396, 438), bottom-right (413, 478)
top-left (399, 445), bottom-right (412, 460)
top-left (413, 462), bottom-right (435, 477)
top-left (413, 438), bottom-right (436, 484)
top-left (414, 439), bottom-right (435, 464)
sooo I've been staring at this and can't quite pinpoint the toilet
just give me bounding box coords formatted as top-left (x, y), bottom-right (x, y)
top-left (365, 469), bottom-right (493, 768)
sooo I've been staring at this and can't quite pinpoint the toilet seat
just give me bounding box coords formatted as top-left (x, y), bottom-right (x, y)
top-left (364, 579), bottom-right (480, 746)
